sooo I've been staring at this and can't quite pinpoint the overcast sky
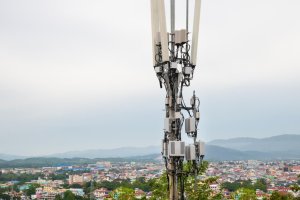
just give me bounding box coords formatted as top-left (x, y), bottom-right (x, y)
top-left (0, 0), bottom-right (299, 156)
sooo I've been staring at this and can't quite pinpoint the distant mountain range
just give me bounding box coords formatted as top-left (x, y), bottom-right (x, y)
top-left (0, 134), bottom-right (299, 167)
top-left (0, 153), bottom-right (26, 161)
top-left (204, 134), bottom-right (300, 161)
top-left (208, 134), bottom-right (300, 154)
top-left (0, 155), bottom-right (161, 168)
top-left (48, 146), bottom-right (160, 159)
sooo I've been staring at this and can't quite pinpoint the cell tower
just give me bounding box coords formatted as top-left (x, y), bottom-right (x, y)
top-left (150, 0), bottom-right (205, 199)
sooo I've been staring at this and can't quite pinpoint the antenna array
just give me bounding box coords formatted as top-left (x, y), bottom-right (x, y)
top-left (150, 0), bottom-right (205, 199)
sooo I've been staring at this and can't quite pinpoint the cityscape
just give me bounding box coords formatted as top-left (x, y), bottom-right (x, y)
top-left (1, 0), bottom-right (300, 200)
top-left (0, 158), bottom-right (299, 199)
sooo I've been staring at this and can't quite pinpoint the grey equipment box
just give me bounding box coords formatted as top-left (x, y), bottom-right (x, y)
top-left (185, 117), bottom-right (196, 133)
top-left (168, 141), bottom-right (185, 157)
top-left (185, 144), bottom-right (196, 161)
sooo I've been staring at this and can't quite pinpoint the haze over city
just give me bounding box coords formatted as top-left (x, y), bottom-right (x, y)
top-left (1, 0), bottom-right (300, 156)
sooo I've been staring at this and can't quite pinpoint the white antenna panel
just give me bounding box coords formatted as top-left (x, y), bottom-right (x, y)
top-left (150, 0), bottom-right (160, 65)
top-left (157, 0), bottom-right (169, 62)
top-left (191, 0), bottom-right (202, 65)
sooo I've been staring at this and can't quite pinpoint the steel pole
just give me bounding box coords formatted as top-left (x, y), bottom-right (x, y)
top-left (169, 1), bottom-right (178, 199)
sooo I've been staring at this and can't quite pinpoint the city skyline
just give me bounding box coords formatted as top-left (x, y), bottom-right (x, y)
top-left (0, 0), bottom-right (300, 156)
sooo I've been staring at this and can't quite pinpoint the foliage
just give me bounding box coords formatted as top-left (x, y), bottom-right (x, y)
top-left (0, 157), bottom-right (158, 168)
top-left (83, 181), bottom-right (93, 197)
top-left (0, 188), bottom-right (8, 194)
top-left (55, 194), bottom-right (63, 200)
top-left (222, 178), bottom-right (267, 192)
top-left (25, 183), bottom-right (40, 196)
top-left (149, 161), bottom-right (222, 200)
top-left (270, 191), bottom-right (295, 200)
top-left (90, 178), bottom-right (155, 193)
top-left (110, 187), bottom-right (135, 200)
top-left (149, 172), bottom-right (168, 200)
top-left (54, 190), bottom-right (88, 200)
top-left (96, 180), bottom-right (131, 191)
top-left (12, 184), bottom-right (20, 192)
top-left (184, 176), bottom-right (222, 200)
top-left (232, 188), bottom-right (256, 200)
top-left (101, 160), bottom-right (221, 200)
top-left (131, 177), bottom-right (155, 192)
top-left (0, 172), bottom-right (44, 183)
top-left (290, 184), bottom-right (300, 192)
top-left (68, 183), bottom-right (82, 189)
top-left (0, 193), bottom-right (10, 200)
top-left (64, 190), bottom-right (76, 200)
top-left (48, 173), bottom-right (68, 180)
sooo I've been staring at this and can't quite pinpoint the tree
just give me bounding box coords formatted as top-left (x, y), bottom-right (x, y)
top-left (139, 196), bottom-right (147, 200)
top-left (49, 173), bottom-right (68, 180)
top-left (222, 178), bottom-right (267, 193)
top-left (69, 183), bottom-right (82, 189)
top-left (290, 184), bottom-right (300, 192)
top-left (131, 177), bottom-right (152, 192)
top-left (149, 173), bottom-right (168, 200)
top-left (25, 183), bottom-right (40, 196)
top-left (0, 172), bottom-right (44, 183)
top-left (0, 193), bottom-right (10, 200)
top-left (254, 178), bottom-right (267, 192)
top-left (55, 194), bottom-right (63, 200)
top-left (270, 191), bottom-right (295, 200)
top-left (149, 161), bottom-right (222, 200)
top-left (110, 187), bottom-right (135, 200)
top-left (271, 191), bottom-right (282, 200)
top-left (184, 176), bottom-right (222, 200)
top-left (233, 188), bottom-right (256, 200)
top-left (63, 190), bottom-right (76, 200)
top-left (222, 181), bottom-right (241, 192)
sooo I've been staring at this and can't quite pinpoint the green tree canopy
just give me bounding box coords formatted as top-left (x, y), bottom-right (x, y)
top-left (149, 161), bottom-right (222, 200)
top-left (110, 187), bottom-right (135, 200)
top-left (25, 183), bottom-right (40, 196)
top-left (270, 191), bottom-right (296, 200)
top-left (233, 188), bottom-right (256, 200)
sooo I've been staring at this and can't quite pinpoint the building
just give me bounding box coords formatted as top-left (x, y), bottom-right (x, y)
top-left (93, 188), bottom-right (110, 200)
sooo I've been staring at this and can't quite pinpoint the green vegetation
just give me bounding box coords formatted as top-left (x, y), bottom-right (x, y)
top-left (0, 157), bottom-right (159, 168)
top-left (93, 177), bottom-right (155, 192)
top-left (270, 191), bottom-right (296, 200)
top-left (233, 188), bottom-right (256, 200)
top-left (110, 187), bottom-right (135, 200)
top-left (0, 172), bottom-right (44, 183)
top-left (48, 173), bottom-right (68, 180)
top-left (25, 183), bottom-right (40, 196)
top-left (149, 161), bottom-right (222, 200)
top-left (0, 193), bottom-right (10, 200)
top-left (148, 173), bottom-right (168, 199)
top-left (55, 190), bottom-right (88, 200)
top-left (59, 161), bottom-right (222, 200)
top-left (0, 160), bottom-right (299, 200)
top-left (222, 178), bottom-right (267, 192)
top-left (290, 184), bottom-right (300, 192)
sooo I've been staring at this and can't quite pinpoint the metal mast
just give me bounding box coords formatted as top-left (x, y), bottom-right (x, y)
top-left (150, 0), bottom-right (205, 199)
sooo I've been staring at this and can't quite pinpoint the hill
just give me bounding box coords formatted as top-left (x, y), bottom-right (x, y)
top-left (1, 134), bottom-right (299, 167)
top-left (208, 134), bottom-right (300, 153)
top-left (0, 155), bottom-right (161, 168)
top-left (47, 146), bottom-right (160, 159)
top-left (0, 153), bottom-right (26, 161)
